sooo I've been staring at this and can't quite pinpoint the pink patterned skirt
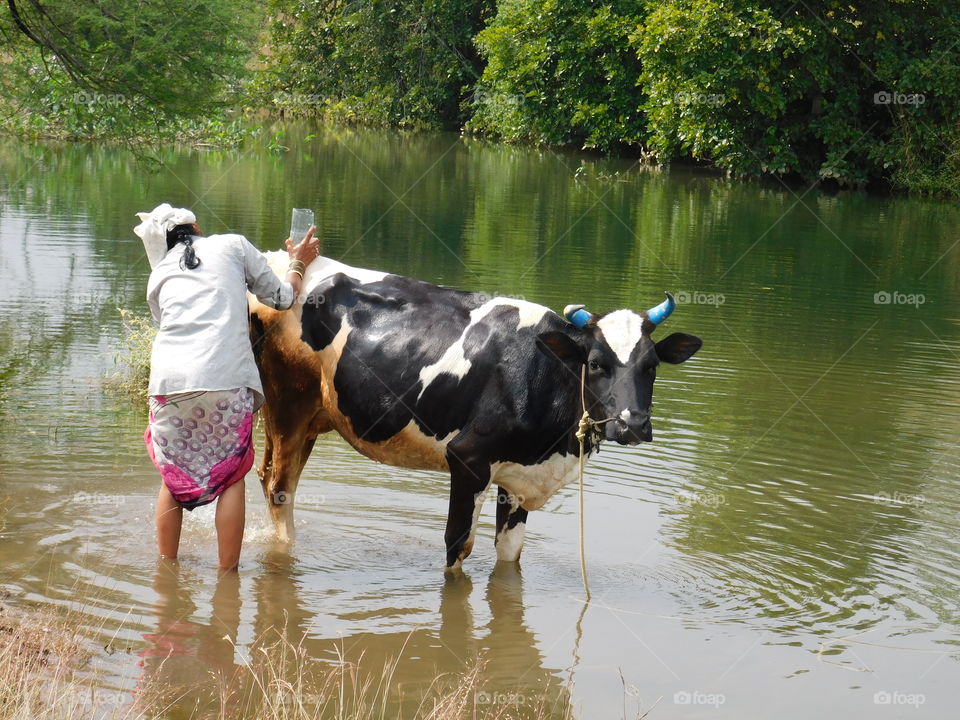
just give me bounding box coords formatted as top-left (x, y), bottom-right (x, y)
top-left (145, 388), bottom-right (255, 510)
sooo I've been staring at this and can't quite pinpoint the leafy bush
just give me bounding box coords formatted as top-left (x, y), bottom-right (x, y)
top-left (467, 0), bottom-right (645, 151)
top-left (260, 0), bottom-right (492, 128)
top-left (469, 0), bottom-right (960, 193)
top-left (633, 0), bottom-right (960, 190)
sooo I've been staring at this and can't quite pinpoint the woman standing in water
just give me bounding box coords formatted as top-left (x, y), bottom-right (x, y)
top-left (135, 204), bottom-right (318, 572)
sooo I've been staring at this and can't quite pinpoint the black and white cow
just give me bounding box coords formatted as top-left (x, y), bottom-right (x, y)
top-left (249, 255), bottom-right (701, 570)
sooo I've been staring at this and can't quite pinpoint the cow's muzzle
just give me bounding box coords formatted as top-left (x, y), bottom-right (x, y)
top-left (605, 412), bottom-right (653, 445)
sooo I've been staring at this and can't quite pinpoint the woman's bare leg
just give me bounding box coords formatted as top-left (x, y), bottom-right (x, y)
top-left (215, 479), bottom-right (246, 572)
top-left (156, 483), bottom-right (183, 559)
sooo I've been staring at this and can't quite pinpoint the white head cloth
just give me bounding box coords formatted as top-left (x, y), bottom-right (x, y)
top-left (134, 203), bottom-right (197, 269)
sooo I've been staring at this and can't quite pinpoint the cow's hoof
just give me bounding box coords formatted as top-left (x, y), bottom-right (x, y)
top-left (443, 559), bottom-right (464, 575)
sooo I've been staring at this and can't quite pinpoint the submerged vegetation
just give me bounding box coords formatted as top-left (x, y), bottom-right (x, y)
top-left (1, 1), bottom-right (958, 192)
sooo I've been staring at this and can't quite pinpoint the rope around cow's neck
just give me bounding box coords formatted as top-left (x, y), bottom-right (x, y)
top-left (576, 364), bottom-right (592, 601)
top-left (575, 364), bottom-right (619, 602)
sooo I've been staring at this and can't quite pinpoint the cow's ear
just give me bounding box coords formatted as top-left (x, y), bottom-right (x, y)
top-left (537, 331), bottom-right (587, 362)
top-left (655, 333), bottom-right (702, 364)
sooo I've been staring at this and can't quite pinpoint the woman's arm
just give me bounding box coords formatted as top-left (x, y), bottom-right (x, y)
top-left (284, 225), bottom-right (320, 298)
top-left (243, 227), bottom-right (320, 310)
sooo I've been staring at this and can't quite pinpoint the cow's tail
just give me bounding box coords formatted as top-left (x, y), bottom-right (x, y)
top-left (249, 303), bottom-right (268, 365)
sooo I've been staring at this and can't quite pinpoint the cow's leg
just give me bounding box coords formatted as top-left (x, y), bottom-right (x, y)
top-left (258, 428), bottom-right (300, 543)
top-left (250, 306), bottom-right (333, 543)
top-left (265, 431), bottom-right (321, 542)
top-left (444, 452), bottom-right (490, 571)
top-left (494, 485), bottom-right (528, 562)
top-left (259, 411), bottom-right (329, 543)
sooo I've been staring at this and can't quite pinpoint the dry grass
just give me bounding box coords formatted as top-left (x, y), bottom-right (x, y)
top-left (103, 308), bottom-right (156, 401)
top-left (0, 605), bottom-right (101, 720)
top-left (0, 604), bottom-right (560, 720)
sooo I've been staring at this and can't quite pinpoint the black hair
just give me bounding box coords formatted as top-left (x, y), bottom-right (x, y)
top-left (166, 223), bottom-right (200, 270)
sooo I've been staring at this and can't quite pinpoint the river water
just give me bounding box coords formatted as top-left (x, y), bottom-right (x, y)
top-left (0, 125), bottom-right (958, 718)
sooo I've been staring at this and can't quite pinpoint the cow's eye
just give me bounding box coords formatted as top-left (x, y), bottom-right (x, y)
top-left (588, 360), bottom-right (602, 372)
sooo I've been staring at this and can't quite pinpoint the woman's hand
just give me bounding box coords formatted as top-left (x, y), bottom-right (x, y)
top-left (285, 225), bottom-right (320, 264)
top-left (283, 225), bottom-right (318, 300)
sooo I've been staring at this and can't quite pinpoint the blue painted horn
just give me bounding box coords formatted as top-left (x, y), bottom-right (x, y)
top-left (563, 304), bottom-right (593, 328)
top-left (645, 292), bottom-right (675, 325)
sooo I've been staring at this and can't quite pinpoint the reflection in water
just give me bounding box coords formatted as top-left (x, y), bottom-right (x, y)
top-left (135, 552), bottom-right (571, 718)
top-left (137, 561), bottom-right (243, 715)
top-left (250, 549), bottom-right (572, 717)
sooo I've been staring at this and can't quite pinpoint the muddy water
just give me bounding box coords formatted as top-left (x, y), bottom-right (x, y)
top-left (1, 126), bottom-right (959, 718)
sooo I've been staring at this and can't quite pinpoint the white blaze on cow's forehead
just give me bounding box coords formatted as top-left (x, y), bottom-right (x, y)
top-left (596, 309), bottom-right (645, 364)
top-left (417, 297), bottom-right (549, 399)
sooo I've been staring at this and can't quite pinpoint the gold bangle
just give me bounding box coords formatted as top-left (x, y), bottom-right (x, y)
top-left (288, 269), bottom-right (303, 279)
top-left (288, 260), bottom-right (306, 273)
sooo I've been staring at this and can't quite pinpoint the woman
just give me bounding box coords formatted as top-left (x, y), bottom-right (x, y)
top-left (134, 203), bottom-right (319, 572)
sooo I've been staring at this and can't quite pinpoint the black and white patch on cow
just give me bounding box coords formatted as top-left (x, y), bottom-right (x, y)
top-left (250, 253), bottom-right (702, 569)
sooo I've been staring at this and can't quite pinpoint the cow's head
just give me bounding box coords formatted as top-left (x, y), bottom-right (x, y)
top-left (537, 293), bottom-right (701, 445)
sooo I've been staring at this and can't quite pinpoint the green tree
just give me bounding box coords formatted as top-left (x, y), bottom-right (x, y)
top-left (467, 0), bottom-right (645, 151)
top-left (261, 0), bottom-right (492, 127)
top-left (633, 0), bottom-right (960, 190)
top-left (0, 0), bottom-right (258, 138)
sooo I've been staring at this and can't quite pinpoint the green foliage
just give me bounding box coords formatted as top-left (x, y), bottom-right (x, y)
top-left (467, 0), bottom-right (645, 151)
top-left (470, 0), bottom-right (960, 193)
top-left (633, 0), bottom-right (960, 190)
top-left (259, 0), bottom-right (492, 128)
top-left (2, 0), bottom-right (959, 194)
top-left (0, 0), bottom-right (259, 143)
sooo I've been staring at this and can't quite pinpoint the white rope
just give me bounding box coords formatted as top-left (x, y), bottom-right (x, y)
top-left (576, 363), bottom-right (592, 601)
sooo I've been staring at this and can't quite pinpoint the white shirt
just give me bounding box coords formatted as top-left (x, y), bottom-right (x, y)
top-left (147, 233), bottom-right (294, 409)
